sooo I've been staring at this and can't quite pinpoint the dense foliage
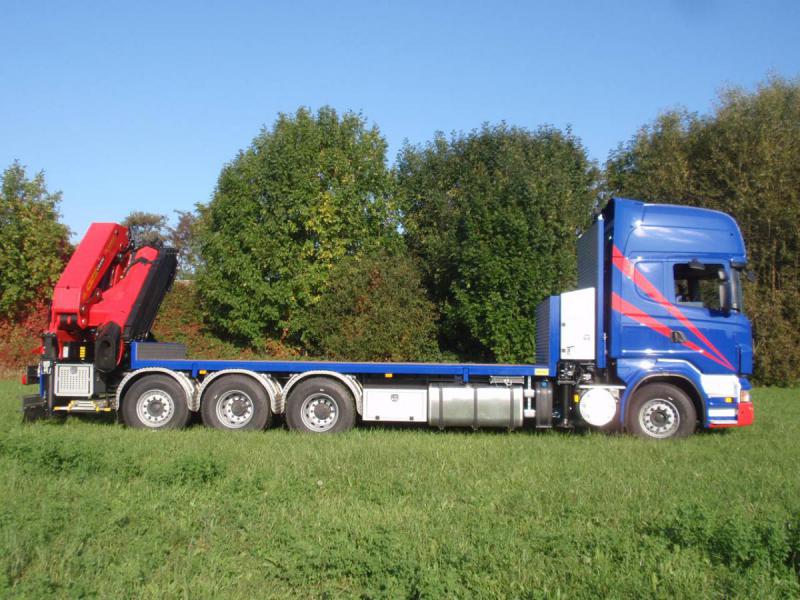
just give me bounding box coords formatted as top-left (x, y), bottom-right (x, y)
top-left (0, 162), bottom-right (70, 320)
top-left (607, 76), bottom-right (800, 385)
top-left (397, 125), bottom-right (597, 362)
top-left (302, 251), bottom-right (439, 361)
top-left (195, 107), bottom-right (400, 346)
top-left (121, 211), bottom-right (169, 247)
top-left (121, 210), bottom-right (200, 279)
top-left (170, 210), bottom-right (201, 277)
top-left (151, 283), bottom-right (300, 360)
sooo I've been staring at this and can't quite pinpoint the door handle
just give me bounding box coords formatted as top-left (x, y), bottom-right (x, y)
top-left (671, 330), bottom-right (687, 343)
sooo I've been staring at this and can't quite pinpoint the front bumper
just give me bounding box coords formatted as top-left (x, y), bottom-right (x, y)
top-left (708, 396), bottom-right (753, 429)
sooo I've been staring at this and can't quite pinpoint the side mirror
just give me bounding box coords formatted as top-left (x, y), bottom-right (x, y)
top-left (746, 270), bottom-right (756, 283)
top-left (719, 279), bottom-right (732, 312)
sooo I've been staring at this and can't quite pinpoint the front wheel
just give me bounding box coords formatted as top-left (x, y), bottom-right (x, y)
top-left (626, 383), bottom-right (697, 440)
top-left (285, 377), bottom-right (356, 433)
top-left (121, 374), bottom-right (190, 430)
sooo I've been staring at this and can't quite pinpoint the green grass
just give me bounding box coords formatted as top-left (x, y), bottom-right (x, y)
top-left (1, 382), bottom-right (798, 598)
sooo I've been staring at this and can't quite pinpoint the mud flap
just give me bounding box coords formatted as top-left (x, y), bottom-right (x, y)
top-left (22, 394), bottom-right (48, 422)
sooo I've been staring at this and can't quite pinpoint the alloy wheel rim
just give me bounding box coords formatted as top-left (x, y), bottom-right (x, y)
top-left (136, 389), bottom-right (175, 427)
top-left (300, 393), bottom-right (339, 432)
top-left (216, 390), bottom-right (255, 428)
top-left (639, 398), bottom-right (680, 438)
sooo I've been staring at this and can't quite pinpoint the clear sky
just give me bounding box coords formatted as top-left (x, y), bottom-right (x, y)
top-left (1, 0), bottom-right (798, 239)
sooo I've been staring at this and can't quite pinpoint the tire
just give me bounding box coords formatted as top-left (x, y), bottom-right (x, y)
top-left (285, 377), bottom-right (356, 433)
top-left (200, 375), bottom-right (271, 431)
top-left (626, 382), bottom-right (697, 440)
top-left (121, 374), bottom-right (190, 430)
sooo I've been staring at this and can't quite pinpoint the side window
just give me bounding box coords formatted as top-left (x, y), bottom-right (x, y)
top-left (634, 261), bottom-right (663, 303)
top-left (673, 263), bottom-right (726, 311)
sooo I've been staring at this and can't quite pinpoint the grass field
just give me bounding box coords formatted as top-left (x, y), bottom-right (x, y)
top-left (0, 381), bottom-right (798, 598)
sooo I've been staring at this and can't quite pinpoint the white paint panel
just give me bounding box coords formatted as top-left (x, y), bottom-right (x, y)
top-left (700, 375), bottom-right (740, 398)
top-left (708, 408), bottom-right (737, 418)
top-left (362, 387), bottom-right (427, 422)
top-left (560, 287), bottom-right (595, 360)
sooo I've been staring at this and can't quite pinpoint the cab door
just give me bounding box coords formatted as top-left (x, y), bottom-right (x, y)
top-left (661, 261), bottom-right (739, 375)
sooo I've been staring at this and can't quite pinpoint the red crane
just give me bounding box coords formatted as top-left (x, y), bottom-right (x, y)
top-left (45, 223), bottom-right (177, 372)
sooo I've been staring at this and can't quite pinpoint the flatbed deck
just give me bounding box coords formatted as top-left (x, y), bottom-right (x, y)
top-left (131, 342), bottom-right (548, 381)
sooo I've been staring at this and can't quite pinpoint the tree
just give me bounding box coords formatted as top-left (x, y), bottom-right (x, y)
top-left (397, 124), bottom-right (598, 362)
top-left (121, 211), bottom-right (169, 247)
top-left (196, 107), bottom-right (400, 345)
top-left (302, 250), bottom-right (439, 361)
top-left (170, 210), bottom-right (201, 278)
top-left (120, 209), bottom-right (201, 278)
top-left (0, 162), bottom-right (70, 319)
top-left (606, 75), bottom-right (800, 384)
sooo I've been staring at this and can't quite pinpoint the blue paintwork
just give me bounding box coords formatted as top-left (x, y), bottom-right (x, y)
top-left (534, 294), bottom-right (560, 377)
top-left (593, 215), bottom-right (606, 368)
top-left (604, 198), bottom-right (753, 426)
top-left (546, 296), bottom-right (560, 377)
top-left (616, 358), bottom-right (751, 428)
top-left (130, 342), bottom-right (545, 380)
top-left (615, 358), bottom-right (708, 424)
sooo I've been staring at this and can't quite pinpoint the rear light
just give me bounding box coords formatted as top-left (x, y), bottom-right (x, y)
top-left (740, 390), bottom-right (751, 403)
top-left (21, 374), bottom-right (27, 385)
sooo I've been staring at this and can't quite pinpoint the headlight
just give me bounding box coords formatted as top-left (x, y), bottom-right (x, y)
top-left (740, 390), bottom-right (751, 403)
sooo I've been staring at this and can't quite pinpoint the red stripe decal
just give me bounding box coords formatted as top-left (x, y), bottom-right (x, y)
top-left (611, 292), bottom-right (734, 370)
top-left (612, 246), bottom-right (735, 371)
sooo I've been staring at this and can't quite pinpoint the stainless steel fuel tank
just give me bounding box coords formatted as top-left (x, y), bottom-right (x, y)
top-left (428, 384), bottom-right (523, 430)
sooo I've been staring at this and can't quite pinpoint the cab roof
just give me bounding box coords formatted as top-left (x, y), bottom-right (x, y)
top-left (604, 197), bottom-right (746, 259)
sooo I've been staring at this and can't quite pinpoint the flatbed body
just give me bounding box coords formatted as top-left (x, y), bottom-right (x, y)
top-left (130, 342), bottom-right (545, 380)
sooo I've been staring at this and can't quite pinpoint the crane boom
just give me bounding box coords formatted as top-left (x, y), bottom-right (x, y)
top-left (46, 223), bottom-right (177, 371)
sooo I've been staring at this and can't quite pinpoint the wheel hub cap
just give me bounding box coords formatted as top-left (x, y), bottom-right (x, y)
top-left (640, 398), bottom-right (680, 438)
top-left (136, 389), bottom-right (175, 427)
top-left (216, 391), bottom-right (254, 428)
top-left (300, 393), bottom-right (339, 432)
top-left (313, 403), bottom-right (332, 420)
top-left (231, 398), bottom-right (248, 417)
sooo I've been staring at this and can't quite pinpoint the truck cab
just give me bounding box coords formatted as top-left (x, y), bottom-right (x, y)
top-left (554, 197), bottom-right (754, 437)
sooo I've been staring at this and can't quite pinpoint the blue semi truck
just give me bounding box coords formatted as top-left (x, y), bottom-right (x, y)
top-left (22, 197), bottom-right (754, 440)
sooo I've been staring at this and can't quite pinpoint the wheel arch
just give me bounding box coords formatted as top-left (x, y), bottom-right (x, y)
top-left (115, 368), bottom-right (196, 411)
top-left (197, 369), bottom-right (281, 414)
top-left (281, 371), bottom-right (363, 415)
top-left (623, 373), bottom-right (705, 426)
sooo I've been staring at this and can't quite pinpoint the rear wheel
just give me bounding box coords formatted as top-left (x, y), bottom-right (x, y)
top-left (285, 377), bottom-right (355, 433)
top-left (122, 374), bottom-right (190, 430)
top-left (626, 382), bottom-right (697, 440)
top-left (201, 375), bottom-right (271, 431)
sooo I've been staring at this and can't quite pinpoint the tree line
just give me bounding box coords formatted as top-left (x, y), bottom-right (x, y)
top-left (1, 75), bottom-right (798, 384)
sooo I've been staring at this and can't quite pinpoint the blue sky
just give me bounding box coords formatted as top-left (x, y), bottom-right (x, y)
top-left (1, 0), bottom-right (798, 239)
